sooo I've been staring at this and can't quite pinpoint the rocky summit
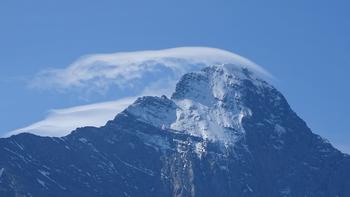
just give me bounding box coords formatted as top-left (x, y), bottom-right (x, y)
top-left (0, 64), bottom-right (349, 197)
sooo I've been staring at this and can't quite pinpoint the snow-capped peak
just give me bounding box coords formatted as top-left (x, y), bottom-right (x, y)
top-left (125, 64), bottom-right (268, 143)
top-left (172, 64), bottom-right (265, 103)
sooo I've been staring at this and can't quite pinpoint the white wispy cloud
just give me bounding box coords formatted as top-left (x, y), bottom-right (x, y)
top-left (6, 47), bottom-right (271, 137)
top-left (5, 97), bottom-right (136, 137)
top-left (30, 47), bottom-right (271, 93)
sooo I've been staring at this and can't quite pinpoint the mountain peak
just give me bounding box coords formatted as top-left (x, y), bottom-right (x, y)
top-left (125, 64), bottom-right (274, 143)
top-left (172, 64), bottom-right (267, 103)
top-left (1, 64), bottom-right (349, 197)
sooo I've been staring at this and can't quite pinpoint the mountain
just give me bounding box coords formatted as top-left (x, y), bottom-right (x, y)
top-left (0, 64), bottom-right (349, 197)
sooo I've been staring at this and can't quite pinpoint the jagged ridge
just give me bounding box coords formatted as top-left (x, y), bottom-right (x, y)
top-left (0, 64), bottom-right (349, 197)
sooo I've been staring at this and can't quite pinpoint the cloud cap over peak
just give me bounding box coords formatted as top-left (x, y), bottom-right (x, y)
top-left (31, 47), bottom-right (271, 94)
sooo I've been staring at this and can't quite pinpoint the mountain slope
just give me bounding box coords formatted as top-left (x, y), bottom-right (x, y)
top-left (0, 64), bottom-right (349, 197)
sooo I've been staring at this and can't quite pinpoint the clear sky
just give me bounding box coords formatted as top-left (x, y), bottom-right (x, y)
top-left (0, 0), bottom-right (349, 153)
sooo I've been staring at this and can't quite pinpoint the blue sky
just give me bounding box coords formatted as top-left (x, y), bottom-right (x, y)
top-left (0, 0), bottom-right (349, 153)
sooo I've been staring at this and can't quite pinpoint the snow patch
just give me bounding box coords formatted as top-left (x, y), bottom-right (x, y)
top-left (135, 131), bottom-right (171, 151)
top-left (0, 168), bottom-right (4, 178)
top-left (171, 99), bottom-right (233, 141)
top-left (194, 142), bottom-right (206, 158)
top-left (79, 138), bottom-right (88, 143)
top-left (36, 178), bottom-right (47, 189)
top-left (280, 187), bottom-right (291, 196)
top-left (126, 96), bottom-right (177, 129)
top-left (12, 140), bottom-right (24, 151)
top-left (38, 169), bottom-right (66, 190)
top-left (275, 124), bottom-right (286, 135)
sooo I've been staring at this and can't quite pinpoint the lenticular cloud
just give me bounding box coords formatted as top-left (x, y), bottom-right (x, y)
top-left (31, 47), bottom-right (271, 94)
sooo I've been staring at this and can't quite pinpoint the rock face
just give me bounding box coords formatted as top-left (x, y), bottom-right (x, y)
top-left (0, 64), bottom-right (349, 197)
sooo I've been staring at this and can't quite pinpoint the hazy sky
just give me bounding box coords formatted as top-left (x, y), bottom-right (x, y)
top-left (0, 0), bottom-right (349, 153)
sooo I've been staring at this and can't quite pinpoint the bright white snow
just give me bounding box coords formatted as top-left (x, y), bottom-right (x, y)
top-left (128, 64), bottom-right (262, 145)
top-left (170, 65), bottom-right (254, 143)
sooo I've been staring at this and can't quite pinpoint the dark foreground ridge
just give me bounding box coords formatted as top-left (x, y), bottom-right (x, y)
top-left (0, 65), bottom-right (349, 197)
